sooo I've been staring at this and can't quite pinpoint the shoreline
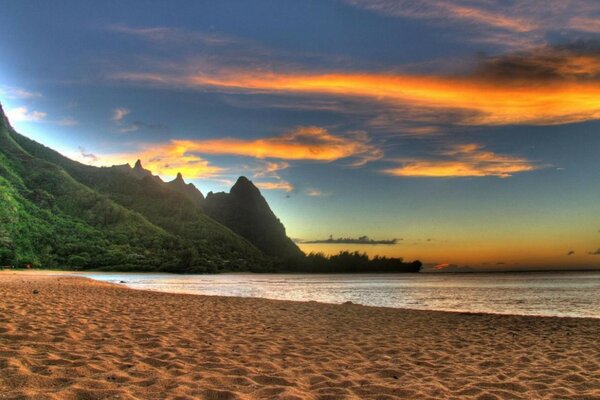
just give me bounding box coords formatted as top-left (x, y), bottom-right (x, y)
top-left (2, 272), bottom-right (599, 399)
top-left (3, 269), bottom-right (600, 321)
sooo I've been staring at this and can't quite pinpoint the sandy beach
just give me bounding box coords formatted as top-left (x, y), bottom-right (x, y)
top-left (1, 272), bottom-right (599, 399)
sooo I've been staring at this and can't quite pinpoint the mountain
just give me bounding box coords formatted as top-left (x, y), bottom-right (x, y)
top-left (168, 172), bottom-right (205, 206)
top-left (204, 177), bottom-right (304, 259)
top-left (0, 102), bottom-right (420, 273)
top-left (0, 103), bottom-right (267, 272)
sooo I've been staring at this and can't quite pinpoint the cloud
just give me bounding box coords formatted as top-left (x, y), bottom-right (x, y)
top-left (383, 143), bottom-right (540, 178)
top-left (476, 43), bottom-right (600, 82)
top-left (570, 17), bottom-right (600, 33)
top-left (88, 126), bottom-right (378, 179)
top-left (57, 117), bottom-right (78, 126)
top-left (567, 250), bottom-right (576, 256)
top-left (299, 235), bottom-right (399, 245)
top-left (344, 0), bottom-right (537, 32)
top-left (114, 62), bottom-right (600, 126)
top-left (119, 125), bottom-right (138, 133)
top-left (5, 107), bottom-right (47, 122)
top-left (589, 248), bottom-right (600, 256)
top-left (125, 152), bottom-right (223, 179)
top-left (3, 105), bottom-right (77, 127)
top-left (255, 181), bottom-right (294, 192)
top-left (107, 25), bottom-right (236, 47)
top-left (306, 188), bottom-right (331, 197)
top-left (112, 107), bottom-right (130, 122)
top-left (78, 146), bottom-right (98, 162)
top-left (241, 161), bottom-right (292, 193)
top-left (111, 108), bottom-right (164, 133)
top-left (165, 126), bottom-right (382, 165)
top-left (0, 85), bottom-right (42, 99)
top-left (344, 1), bottom-right (600, 49)
top-left (250, 161), bottom-right (290, 179)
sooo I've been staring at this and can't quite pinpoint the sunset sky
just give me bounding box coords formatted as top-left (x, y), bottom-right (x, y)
top-left (1, 1), bottom-right (600, 269)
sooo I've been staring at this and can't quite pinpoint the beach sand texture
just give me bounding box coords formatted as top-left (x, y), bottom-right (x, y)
top-left (0, 273), bottom-right (599, 399)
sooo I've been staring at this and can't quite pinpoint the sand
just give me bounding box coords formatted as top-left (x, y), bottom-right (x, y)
top-left (0, 272), bottom-right (599, 400)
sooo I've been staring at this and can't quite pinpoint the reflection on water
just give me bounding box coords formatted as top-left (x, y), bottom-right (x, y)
top-left (76, 271), bottom-right (600, 318)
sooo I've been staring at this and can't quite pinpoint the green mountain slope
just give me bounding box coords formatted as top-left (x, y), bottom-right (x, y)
top-left (0, 104), bottom-right (265, 272)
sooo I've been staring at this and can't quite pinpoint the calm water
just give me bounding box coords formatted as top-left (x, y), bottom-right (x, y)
top-left (76, 271), bottom-right (600, 318)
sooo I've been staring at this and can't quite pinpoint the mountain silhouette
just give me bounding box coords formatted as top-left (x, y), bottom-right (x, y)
top-left (204, 177), bottom-right (304, 259)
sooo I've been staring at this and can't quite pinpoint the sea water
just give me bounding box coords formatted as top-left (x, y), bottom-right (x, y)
top-left (76, 271), bottom-right (600, 318)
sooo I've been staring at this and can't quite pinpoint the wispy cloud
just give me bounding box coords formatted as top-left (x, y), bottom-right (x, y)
top-left (345, 0), bottom-right (538, 32)
top-left (306, 188), bottom-right (331, 197)
top-left (570, 17), bottom-right (600, 33)
top-left (57, 117), bottom-right (78, 126)
top-left (5, 107), bottom-right (47, 122)
top-left (118, 124), bottom-right (139, 133)
top-left (383, 143), bottom-right (540, 178)
top-left (0, 85), bottom-right (42, 100)
top-left (344, 0), bottom-right (600, 49)
top-left (250, 161), bottom-right (290, 178)
top-left (255, 181), bottom-right (294, 192)
top-left (241, 161), bottom-right (293, 192)
top-left (78, 146), bottom-right (98, 162)
top-left (107, 24), bottom-right (236, 47)
top-left (112, 107), bottom-right (151, 133)
top-left (112, 107), bottom-right (130, 122)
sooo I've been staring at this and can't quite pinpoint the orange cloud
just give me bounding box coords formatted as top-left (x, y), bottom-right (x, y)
top-left (169, 126), bottom-right (382, 164)
top-left (116, 67), bottom-right (600, 126)
top-left (255, 181), bottom-right (294, 192)
top-left (84, 126), bottom-right (379, 179)
top-left (85, 149), bottom-right (224, 180)
top-left (570, 17), bottom-right (600, 33)
top-left (384, 144), bottom-right (540, 178)
top-left (258, 161), bottom-right (290, 176)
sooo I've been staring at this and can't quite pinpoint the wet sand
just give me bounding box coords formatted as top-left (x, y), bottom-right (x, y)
top-left (0, 271), bottom-right (599, 399)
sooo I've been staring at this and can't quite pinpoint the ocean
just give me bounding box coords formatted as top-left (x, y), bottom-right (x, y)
top-left (77, 271), bottom-right (600, 318)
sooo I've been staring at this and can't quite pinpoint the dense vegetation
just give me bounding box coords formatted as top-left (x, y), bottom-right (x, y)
top-left (0, 104), bottom-right (266, 272)
top-left (279, 251), bottom-right (422, 273)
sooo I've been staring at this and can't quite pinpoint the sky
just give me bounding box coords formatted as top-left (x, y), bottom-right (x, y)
top-left (1, 0), bottom-right (600, 269)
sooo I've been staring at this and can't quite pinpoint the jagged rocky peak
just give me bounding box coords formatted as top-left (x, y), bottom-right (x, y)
top-left (125, 159), bottom-right (163, 183)
top-left (230, 176), bottom-right (261, 197)
top-left (134, 159), bottom-right (144, 170)
top-left (174, 172), bottom-right (185, 184)
top-left (131, 159), bottom-right (151, 176)
top-left (203, 176), bottom-right (304, 259)
top-left (168, 171), bottom-right (204, 203)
